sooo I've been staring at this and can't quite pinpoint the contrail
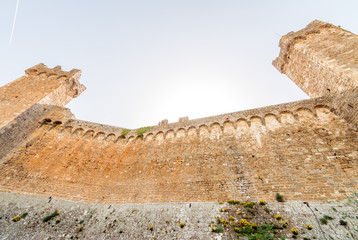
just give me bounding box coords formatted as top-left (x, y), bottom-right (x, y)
top-left (9, 0), bottom-right (20, 45)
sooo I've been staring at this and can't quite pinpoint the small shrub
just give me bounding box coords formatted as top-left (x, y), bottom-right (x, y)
top-left (136, 127), bottom-right (151, 138)
top-left (220, 219), bottom-right (229, 226)
top-left (323, 215), bottom-right (333, 220)
top-left (239, 219), bottom-right (250, 226)
top-left (211, 224), bottom-right (224, 233)
top-left (119, 129), bottom-right (130, 138)
top-left (251, 222), bottom-right (258, 229)
top-left (21, 212), bottom-right (28, 219)
top-left (42, 211), bottom-right (59, 222)
top-left (275, 193), bottom-right (283, 202)
top-left (319, 218), bottom-right (328, 225)
top-left (179, 222), bottom-right (185, 228)
top-left (280, 220), bottom-right (288, 228)
top-left (291, 228), bottom-right (298, 235)
top-left (12, 216), bottom-right (21, 222)
top-left (339, 220), bottom-right (347, 226)
top-left (264, 207), bottom-right (271, 214)
top-left (228, 200), bottom-right (240, 205)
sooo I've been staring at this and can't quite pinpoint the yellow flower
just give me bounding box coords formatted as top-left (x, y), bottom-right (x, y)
top-left (291, 228), bottom-right (298, 235)
top-left (274, 215), bottom-right (282, 220)
top-left (252, 223), bottom-right (258, 229)
top-left (239, 219), bottom-right (250, 226)
top-left (12, 216), bottom-right (21, 222)
top-left (259, 200), bottom-right (266, 205)
top-left (229, 215), bottom-right (235, 221)
top-left (306, 224), bottom-right (313, 230)
top-left (236, 211), bottom-right (241, 215)
top-left (78, 226), bottom-right (84, 232)
top-left (280, 220), bottom-right (288, 228)
top-left (179, 222), bottom-right (185, 228)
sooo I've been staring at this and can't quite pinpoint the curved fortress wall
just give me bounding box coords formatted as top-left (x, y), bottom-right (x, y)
top-left (0, 20), bottom-right (357, 204)
top-left (1, 98), bottom-right (357, 203)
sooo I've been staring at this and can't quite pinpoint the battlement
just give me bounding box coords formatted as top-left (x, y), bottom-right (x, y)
top-left (24, 63), bottom-right (81, 78)
top-left (42, 97), bottom-right (330, 146)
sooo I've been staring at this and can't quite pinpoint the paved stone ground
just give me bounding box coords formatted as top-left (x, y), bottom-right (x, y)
top-left (0, 192), bottom-right (357, 239)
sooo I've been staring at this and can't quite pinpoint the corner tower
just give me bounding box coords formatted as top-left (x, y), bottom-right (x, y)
top-left (273, 20), bottom-right (358, 128)
top-left (0, 63), bottom-right (85, 160)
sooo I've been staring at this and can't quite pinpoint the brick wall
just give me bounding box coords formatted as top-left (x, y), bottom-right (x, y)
top-left (1, 99), bottom-right (357, 203)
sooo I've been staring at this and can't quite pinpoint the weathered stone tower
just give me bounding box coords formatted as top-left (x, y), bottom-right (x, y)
top-left (273, 20), bottom-right (358, 129)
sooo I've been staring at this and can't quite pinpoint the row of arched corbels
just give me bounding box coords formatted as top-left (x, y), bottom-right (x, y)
top-left (42, 105), bottom-right (333, 145)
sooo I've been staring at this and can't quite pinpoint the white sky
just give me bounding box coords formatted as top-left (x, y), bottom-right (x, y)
top-left (1, 1), bottom-right (357, 129)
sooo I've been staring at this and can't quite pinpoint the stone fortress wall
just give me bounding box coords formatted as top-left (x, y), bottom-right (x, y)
top-left (0, 20), bottom-right (357, 204)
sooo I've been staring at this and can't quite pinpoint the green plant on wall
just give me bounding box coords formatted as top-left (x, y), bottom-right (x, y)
top-left (119, 129), bottom-right (131, 138)
top-left (136, 127), bottom-right (152, 138)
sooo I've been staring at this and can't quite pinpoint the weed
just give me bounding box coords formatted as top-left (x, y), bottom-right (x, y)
top-left (21, 212), bottom-right (28, 219)
top-left (339, 220), bottom-right (347, 226)
top-left (264, 207), bottom-right (271, 214)
top-left (323, 215), bottom-right (333, 220)
top-left (12, 216), bottom-right (21, 222)
top-left (291, 228), bottom-right (298, 235)
top-left (211, 224), bottom-right (224, 233)
top-left (43, 210), bottom-right (59, 222)
top-left (79, 220), bottom-right (84, 224)
top-left (136, 127), bottom-right (152, 138)
top-left (319, 218), bottom-right (328, 225)
top-left (148, 224), bottom-right (154, 231)
top-left (275, 193), bottom-right (283, 202)
top-left (119, 129), bottom-right (130, 138)
top-left (228, 200), bottom-right (240, 205)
